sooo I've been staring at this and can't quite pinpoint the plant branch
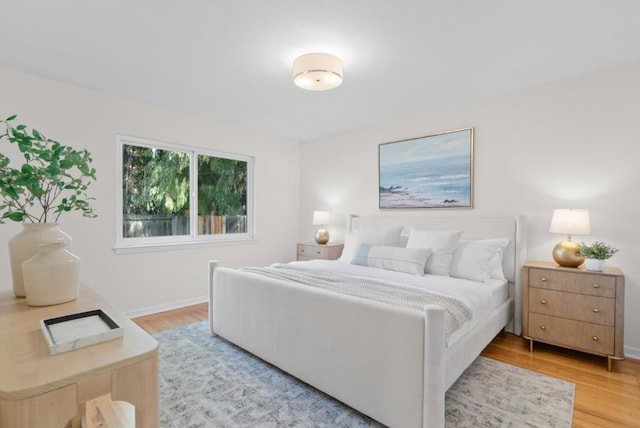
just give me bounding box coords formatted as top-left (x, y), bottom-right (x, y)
top-left (0, 115), bottom-right (97, 224)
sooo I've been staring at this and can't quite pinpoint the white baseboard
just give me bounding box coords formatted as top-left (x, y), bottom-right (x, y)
top-left (624, 345), bottom-right (640, 361)
top-left (125, 295), bottom-right (208, 319)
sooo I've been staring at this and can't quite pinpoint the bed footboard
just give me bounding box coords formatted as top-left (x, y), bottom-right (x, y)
top-left (208, 261), bottom-right (445, 427)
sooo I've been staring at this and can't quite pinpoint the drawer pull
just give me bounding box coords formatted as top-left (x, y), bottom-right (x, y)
top-left (316, 251), bottom-right (321, 255)
top-left (539, 325), bottom-right (547, 331)
top-left (592, 308), bottom-right (600, 313)
top-left (541, 277), bottom-right (548, 282)
top-left (592, 336), bottom-right (599, 341)
top-left (300, 249), bottom-right (305, 253)
top-left (593, 283), bottom-right (600, 288)
top-left (540, 300), bottom-right (547, 305)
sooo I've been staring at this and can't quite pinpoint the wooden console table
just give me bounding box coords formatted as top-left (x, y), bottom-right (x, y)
top-left (0, 284), bottom-right (158, 427)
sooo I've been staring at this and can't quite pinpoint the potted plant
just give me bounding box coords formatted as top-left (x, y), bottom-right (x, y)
top-left (578, 241), bottom-right (619, 272)
top-left (1, 114), bottom-right (97, 299)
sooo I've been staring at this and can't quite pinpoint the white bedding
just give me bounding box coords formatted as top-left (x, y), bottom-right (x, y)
top-left (287, 259), bottom-right (508, 346)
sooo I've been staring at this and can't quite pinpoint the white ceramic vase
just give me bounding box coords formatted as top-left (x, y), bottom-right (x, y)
top-left (584, 258), bottom-right (607, 272)
top-left (22, 242), bottom-right (80, 306)
top-left (8, 223), bottom-right (72, 297)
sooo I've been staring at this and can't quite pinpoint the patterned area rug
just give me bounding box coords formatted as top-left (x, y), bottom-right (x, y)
top-left (155, 322), bottom-right (574, 427)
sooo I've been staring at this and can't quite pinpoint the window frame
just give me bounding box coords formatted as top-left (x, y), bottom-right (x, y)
top-left (114, 135), bottom-right (255, 254)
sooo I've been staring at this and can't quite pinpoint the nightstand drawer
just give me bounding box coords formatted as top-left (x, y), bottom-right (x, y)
top-left (529, 288), bottom-right (615, 326)
top-left (296, 243), bottom-right (343, 261)
top-left (298, 244), bottom-right (329, 259)
top-left (528, 313), bottom-right (614, 355)
top-left (528, 268), bottom-right (615, 298)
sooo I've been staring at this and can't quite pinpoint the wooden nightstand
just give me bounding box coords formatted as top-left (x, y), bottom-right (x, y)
top-left (297, 242), bottom-right (344, 261)
top-left (522, 261), bottom-right (625, 371)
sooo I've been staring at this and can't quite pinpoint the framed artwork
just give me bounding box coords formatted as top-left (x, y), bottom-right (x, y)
top-left (378, 127), bottom-right (474, 209)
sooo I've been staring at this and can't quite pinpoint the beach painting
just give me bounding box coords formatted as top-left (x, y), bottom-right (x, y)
top-left (379, 128), bottom-right (474, 209)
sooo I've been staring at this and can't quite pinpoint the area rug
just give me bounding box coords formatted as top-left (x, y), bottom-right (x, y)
top-left (155, 322), bottom-right (574, 427)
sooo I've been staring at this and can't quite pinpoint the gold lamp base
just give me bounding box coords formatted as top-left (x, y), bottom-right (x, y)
top-left (552, 240), bottom-right (585, 267)
top-left (315, 228), bottom-right (329, 245)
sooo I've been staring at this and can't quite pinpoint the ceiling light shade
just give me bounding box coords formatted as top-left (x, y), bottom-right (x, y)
top-left (293, 53), bottom-right (343, 91)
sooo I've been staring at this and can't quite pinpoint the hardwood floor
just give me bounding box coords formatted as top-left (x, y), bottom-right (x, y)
top-left (133, 303), bottom-right (209, 335)
top-left (90, 302), bottom-right (640, 427)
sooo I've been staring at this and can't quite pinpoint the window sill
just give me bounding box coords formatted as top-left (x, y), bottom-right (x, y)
top-left (113, 237), bottom-right (257, 255)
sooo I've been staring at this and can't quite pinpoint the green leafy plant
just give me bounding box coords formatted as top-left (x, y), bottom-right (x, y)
top-left (578, 241), bottom-right (619, 260)
top-left (0, 115), bottom-right (97, 223)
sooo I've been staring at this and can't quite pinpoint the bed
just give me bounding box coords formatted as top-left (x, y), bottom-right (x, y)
top-left (208, 215), bottom-right (526, 427)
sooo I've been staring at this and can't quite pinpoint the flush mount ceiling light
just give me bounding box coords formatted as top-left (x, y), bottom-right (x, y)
top-left (292, 52), bottom-right (343, 91)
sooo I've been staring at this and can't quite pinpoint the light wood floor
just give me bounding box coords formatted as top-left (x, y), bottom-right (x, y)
top-left (89, 303), bottom-right (640, 427)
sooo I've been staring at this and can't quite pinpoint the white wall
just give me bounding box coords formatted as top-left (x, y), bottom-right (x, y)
top-left (299, 60), bottom-right (640, 357)
top-left (0, 67), bottom-right (300, 314)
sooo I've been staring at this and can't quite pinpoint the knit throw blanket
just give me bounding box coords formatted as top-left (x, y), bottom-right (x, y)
top-left (239, 264), bottom-right (473, 339)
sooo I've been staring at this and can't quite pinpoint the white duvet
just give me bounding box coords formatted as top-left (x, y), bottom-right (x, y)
top-left (286, 259), bottom-right (508, 346)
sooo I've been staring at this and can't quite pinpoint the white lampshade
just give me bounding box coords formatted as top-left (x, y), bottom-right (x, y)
top-left (293, 53), bottom-right (343, 91)
top-left (312, 210), bottom-right (331, 226)
top-left (549, 209), bottom-right (591, 235)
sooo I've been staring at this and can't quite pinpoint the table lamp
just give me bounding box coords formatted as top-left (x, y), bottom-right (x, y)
top-left (549, 209), bottom-right (590, 267)
top-left (312, 210), bottom-right (331, 244)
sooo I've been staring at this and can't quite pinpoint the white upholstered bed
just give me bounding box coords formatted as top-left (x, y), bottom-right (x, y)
top-left (208, 216), bottom-right (526, 427)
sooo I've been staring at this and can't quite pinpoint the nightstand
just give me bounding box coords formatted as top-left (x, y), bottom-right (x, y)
top-left (297, 242), bottom-right (344, 261)
top-left (522, 261), bottom-right (625, 371)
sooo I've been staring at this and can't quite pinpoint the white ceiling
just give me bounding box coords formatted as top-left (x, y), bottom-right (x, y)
top-left (2, 1), bottom-right (640, 142)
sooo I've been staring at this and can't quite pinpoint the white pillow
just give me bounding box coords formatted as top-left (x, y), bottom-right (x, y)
top-left (338, 231), bottom-right (362, 262)
top-left (449, 239), bottom-right (510, 282)
top-left (489, 239), bottom-right (510, 280)
top-left (338, 225), bottom-right (404, 263)
top-left (406, 229), bottom-right (462, 276)
top-left (358, 224), bottom-right (404, 246)
top-left (352, 244), bottom-right (431, 275)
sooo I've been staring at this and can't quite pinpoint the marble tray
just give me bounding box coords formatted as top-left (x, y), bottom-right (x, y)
top-left (40, 309), bottom-right (123, 355)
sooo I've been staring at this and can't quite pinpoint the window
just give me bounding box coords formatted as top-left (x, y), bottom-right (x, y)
top-left (116, 135), bottom-right (253, 252)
